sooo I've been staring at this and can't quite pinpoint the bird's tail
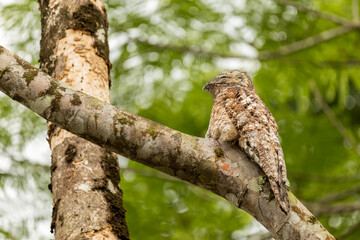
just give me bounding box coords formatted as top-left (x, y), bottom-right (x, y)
top-left (270, 177), bottom-right (290, 214)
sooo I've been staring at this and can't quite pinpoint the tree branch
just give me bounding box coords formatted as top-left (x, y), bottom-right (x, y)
top-left (290, 171), bottom-right (360, 184)
top-left (307, 201), bottom-right (360, 217)
top-left (310, 79), bottom-right (360, 158)
top-left (118, 2), bottom-right (359, 63)
top-left (258, 26), bottom-right (354, 60)
top-left (317, 59), bottom-right (360, 67)
top-left (274, 0), bottom-right (360, 28)
top-left (316, 185), bottom-right (360, 204)
top-left (0, 45), bottom-right (335, 240)
top-left (121, 166), bottom-right (182, 182)
top-left (130, 25), bottom-right (354, 62)
top-left (132, 36), bottom-right (254, 60)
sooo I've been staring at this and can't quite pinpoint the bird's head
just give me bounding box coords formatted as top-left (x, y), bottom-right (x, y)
top-left (203, 70), bottom-right (254, 97)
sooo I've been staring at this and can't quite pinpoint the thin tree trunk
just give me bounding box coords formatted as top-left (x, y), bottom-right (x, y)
top-left (38, 1), bottom-right (129, 239)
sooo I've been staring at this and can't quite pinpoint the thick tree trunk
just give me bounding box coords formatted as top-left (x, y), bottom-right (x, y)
top-left (38, 1), bottom-right (129, 239)
top-left (0, 45), bottom-right (336, 240)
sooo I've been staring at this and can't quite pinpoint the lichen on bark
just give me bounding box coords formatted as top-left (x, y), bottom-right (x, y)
top-left (39, 1), bottom-right (110, 76)
top-left (70, 93), bottom-right (82, 105)
top-left (23, 70), bottom-right (39, 85)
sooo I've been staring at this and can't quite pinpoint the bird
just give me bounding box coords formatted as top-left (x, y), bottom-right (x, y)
top-left (203, 70), bottom-right (290, 213)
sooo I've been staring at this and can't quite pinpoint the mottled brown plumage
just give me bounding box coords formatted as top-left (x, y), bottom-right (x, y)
top-left (203, 70), bottom-right (290, 213)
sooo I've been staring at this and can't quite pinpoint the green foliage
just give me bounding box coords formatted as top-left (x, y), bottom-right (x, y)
top-left (121, 162), bottom-right (250, 240)
top-left (1, 0), bottom-right (360, 239)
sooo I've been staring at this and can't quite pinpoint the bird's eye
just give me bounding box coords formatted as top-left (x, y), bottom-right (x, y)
top-left (219, 75), bottom-right (229, 79)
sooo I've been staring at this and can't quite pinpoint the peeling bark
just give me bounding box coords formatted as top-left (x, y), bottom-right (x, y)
top-left (39, 0), bottom-right (110, 77)
top-left (0, 45), bottom-right (335, 240)
top-left (38, 0), bottom-right (129, 239)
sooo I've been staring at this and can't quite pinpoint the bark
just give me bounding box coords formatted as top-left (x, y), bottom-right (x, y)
top-left (0, 45), bottom-right (335, 240)
top-left (38, 0), bottom-right (129, 239)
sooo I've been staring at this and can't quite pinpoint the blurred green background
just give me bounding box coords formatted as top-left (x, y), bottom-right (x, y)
top-left (1, 0), bottom-right (360, 239)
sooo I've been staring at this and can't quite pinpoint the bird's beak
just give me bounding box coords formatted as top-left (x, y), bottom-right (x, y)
top-left (202, 82), bottom-right (209, 91)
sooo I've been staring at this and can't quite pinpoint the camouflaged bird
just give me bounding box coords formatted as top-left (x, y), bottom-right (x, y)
top-left (203, 70), bottom-right (290, 213)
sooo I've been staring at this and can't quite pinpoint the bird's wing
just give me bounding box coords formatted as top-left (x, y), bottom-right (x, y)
top-left (223, 87), bottom-right (289, 213)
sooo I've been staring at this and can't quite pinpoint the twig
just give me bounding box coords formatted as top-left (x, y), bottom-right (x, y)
top-left (262, 1), bottom-right (359, 60)
top-left (316, 185), bottom-right (360, 204)
top-left (337, 219), bottom-right (360, 240)
top-left (133, 37), bottom-right (254, 60)
top-left (259, 26), bottom-right (354, 60)
top-left (132, 26), bottom-right (353, 62)
top-left (310, 79), bottom-right (359, 157)
top-left (318, 59), bottom-right (360, 67)
top-left (308, 201), bottom-right (360, 217)
top-left (0, 172), bottom-right (17, 178)
top-left (274, 0), bottom-right (360, 27)
top-left (290, 171), bottom-right (360, 184)
top-left (121, 167), bottom-right (182, 182)
top-left (121, 2), bottom-right (359, 62)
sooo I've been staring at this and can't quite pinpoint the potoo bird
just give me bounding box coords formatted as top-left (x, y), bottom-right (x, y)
top-left (203, 70), bottom-right (290, 213)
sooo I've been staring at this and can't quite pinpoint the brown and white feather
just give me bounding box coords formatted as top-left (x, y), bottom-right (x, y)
top-left (204, 70), bottom-right (289, 213)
